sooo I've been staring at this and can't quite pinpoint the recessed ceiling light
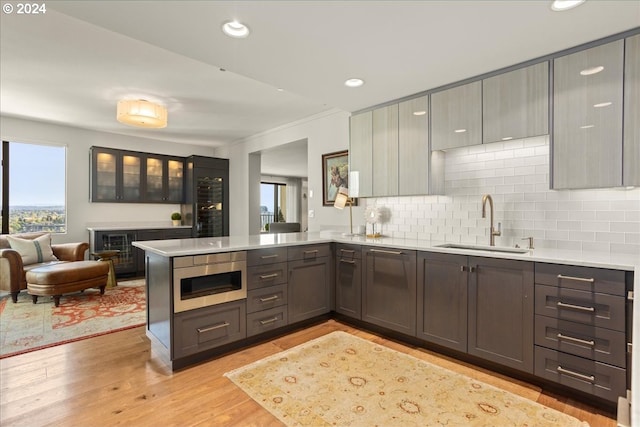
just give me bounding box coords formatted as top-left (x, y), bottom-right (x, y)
top-left (413, 111), bottom-right (427, 116)
top-left (550, 0), bottom-right (586, 12)
top-left (454, 129), bottom-right (467, 133)
top-left (593, 101), bottom-right (612, 108)
top-left (344, 78), bottom-right (364, 88)
top-left (580, 65), bottom-right (604, 76)
top-left (222, 20), bottom-right (250, 38)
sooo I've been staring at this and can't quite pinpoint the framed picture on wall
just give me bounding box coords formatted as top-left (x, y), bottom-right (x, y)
top-left (322, 150), bottom-right (356, 206)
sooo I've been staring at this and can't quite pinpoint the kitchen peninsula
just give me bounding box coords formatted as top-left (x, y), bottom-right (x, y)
top-left (133, 231), bottom-right (639, 417)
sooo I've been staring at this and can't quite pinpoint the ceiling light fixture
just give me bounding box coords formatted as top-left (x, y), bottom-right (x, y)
top-left (580, 65), bottom-right (604, 76)
top-left (344, 78), bottom-right (364, 88)
top-left (222, 20), bottom-right (250, 38)
top-left (550, 0), bottom-right (586, 12)
top-left (117, 99), bottom-right (167, 128)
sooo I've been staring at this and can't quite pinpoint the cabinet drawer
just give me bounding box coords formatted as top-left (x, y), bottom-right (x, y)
top-left (247, 306), bottom-right (288, 337)
top-left (535, 284), bottom-right (625, 332)
top-left (535, 263), bottom-right (626, 296)
top-left (535, 315), bottom-right (626, 368)
top-left (534, 346), bottom-right (626, 403)
top-left (247, 262), bottom-right (287, 290)
top-left (247, 284), bottom-right (287, 314)
top-left (288, 244), bottom-right (331, 261)
top-left (164, 228), bottom-right (192, 239)
top-left (336, 244), bottom-right (361, 260)
top-left (173, 301), bottom-right (246, 358)
top-left (247, 247), bottom-right (288, 266)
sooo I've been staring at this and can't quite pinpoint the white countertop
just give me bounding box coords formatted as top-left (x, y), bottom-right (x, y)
top-left (132, 231), bottom-right (638, 271)
top-left (133, 230), bottom-right (640, 422)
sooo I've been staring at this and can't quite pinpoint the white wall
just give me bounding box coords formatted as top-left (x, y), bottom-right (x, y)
top-left (368, 136), bottom-right (640, 254)
top-left (216, 109), bottom-right (360, 236)
top-left (0, 116), bottom-right (215, 244)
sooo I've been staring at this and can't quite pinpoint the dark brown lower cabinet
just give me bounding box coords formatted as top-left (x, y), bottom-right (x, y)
top-left (417, 252), bottom-right (468, 352)
top-left (362, 247), bottom-right (416, 336)
top-left (335, 244), bottom-right (362, 320)
top-left (468, 257), bottom-right (534, 373)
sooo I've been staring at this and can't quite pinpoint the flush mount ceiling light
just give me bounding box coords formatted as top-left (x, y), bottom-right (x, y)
top-left (344, 78), bottom-right (364, 88)
top-left (222, 20), bottom-right (250, 38)
top-left (580, 65), bottom-right (604, 76)
top-left (117, 99), bottom-right (167, 128)
top-left (550, 0), bottom-right (586, 11)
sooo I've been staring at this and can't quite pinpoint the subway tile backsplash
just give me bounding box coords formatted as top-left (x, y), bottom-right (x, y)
top-left (366, 136), bottom-right (640, 254)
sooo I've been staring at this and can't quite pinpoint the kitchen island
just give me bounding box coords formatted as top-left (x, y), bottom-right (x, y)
top-left (133, 231), bottom-right (639, 423)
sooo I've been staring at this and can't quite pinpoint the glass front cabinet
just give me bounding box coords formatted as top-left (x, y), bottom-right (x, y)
top-left (90, 146), bottom-right (184, 203)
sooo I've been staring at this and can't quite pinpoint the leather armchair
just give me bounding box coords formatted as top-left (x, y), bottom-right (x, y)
top-left (0, 232), bottom-right (89, 303)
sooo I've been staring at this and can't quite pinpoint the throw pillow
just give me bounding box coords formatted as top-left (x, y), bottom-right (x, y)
top-left (6, 233), bottom-right (58, 265)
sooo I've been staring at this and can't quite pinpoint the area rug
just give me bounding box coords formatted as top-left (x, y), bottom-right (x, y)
top-left (225, 331), bottom-right (588, 427)
top-left (0, 279), bottom-right (145, 358)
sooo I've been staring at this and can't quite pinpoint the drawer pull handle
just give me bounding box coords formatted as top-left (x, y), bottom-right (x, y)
top-left (557, 274), bottom-right (595, 284)
top-left (556, 333), bottom-right (595, 347)
top-left (304, 250), bottom-right (319, 255)
top-left (556, 301), bottom-right (595, 313)
top-left (197, 322), bottom-right (229, 333)
top-left (340, 259), bottom-right (356, 264)
top-left (259, 273), bottom-right (279, 280)
top-left (259, 295), bottom-right (279, 302)
top-left (259, 317), bottom-right (279, 325)
top-left (556, 366), bottom-right (595, 383)
top-left (260, 254), bottom-right (279, 259)
top-left (370, 249), bottom-right (403, 256)
top-left (340, 249), bottom-right (356, 254)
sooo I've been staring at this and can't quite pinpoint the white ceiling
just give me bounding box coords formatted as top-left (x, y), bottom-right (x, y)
top-left (1, 1), bottom-right (638, 152)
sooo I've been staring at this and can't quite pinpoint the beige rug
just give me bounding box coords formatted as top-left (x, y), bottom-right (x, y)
top-left (225, 331), bottom-right (588, 427)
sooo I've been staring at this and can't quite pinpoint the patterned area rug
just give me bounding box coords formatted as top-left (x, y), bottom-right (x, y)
top-left (0, 279), bottom-right (145, 358)
top-left (225, 331), bottom-right (589, 427)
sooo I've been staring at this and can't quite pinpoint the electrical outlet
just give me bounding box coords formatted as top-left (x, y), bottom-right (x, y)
top-left (308, 209), bottom-right (315, 218)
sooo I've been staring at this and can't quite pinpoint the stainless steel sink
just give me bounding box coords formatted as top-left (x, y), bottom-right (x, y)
top-left (435, 243), bottom-right (530, 254)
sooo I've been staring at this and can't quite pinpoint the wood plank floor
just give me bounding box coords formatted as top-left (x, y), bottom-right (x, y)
top-left (0, 320), bottom-right (616, 426)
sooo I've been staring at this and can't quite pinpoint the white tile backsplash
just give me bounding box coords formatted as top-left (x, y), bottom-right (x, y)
top-left (365, 136), bottom-right (640, 254)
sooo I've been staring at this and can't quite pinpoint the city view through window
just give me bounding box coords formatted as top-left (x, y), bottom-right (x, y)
top-left (3, 142), bottom-right (66, 234)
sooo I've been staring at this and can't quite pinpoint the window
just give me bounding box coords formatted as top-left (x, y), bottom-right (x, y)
top-left (260, 182), bottom-right (287, 232)
top-left (1, 141), bottom-right (67, 234)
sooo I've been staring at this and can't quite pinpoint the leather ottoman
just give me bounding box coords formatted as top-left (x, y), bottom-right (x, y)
top-left (26, 261), bottom-right (110, 307)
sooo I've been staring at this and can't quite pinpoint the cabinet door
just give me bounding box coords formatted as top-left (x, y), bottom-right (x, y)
top-left (416, 252), bottom-right (467, 352)
top-left (288, 257), bottom-right (331, 324)
top-left (372, 104), bottom-right (399, 196)
top-left (349, 111), bottom-right (373, 197)
top-left (94, 230), bottom-right (137, 275)
top-left (335, 246), bottom-right (361, 319)
top-left (431, 81), bottom-right (482, 150)
top-left (468, 257), bottom-right (534, 373)
top-left (553, 40), bottom-right (624, 189)
top-left (166, 158), bottom-right (185, 202)
top-left (483, 62), bottom-right (549, 143)
top-left (362, 247), bottom-right (416, 336)
top-left (144, 155), bottom-right (165, 202)
top-left (91, 147), bottom-right (142, 202)
top-left (398, 96), bottom-right (429, 195)
top-left (624, 34), bottom-right (640, 186)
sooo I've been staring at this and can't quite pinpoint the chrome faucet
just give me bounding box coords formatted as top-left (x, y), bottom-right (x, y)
top-left (481, 194), bottom-right (501, 246)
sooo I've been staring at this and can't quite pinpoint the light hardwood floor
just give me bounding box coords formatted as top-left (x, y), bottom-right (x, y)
top-left (0, 320), bottom-right (616, 426)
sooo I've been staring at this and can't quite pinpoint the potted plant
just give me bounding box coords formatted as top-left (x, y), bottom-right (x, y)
top-left (171, 212), bottom-right (182, 226)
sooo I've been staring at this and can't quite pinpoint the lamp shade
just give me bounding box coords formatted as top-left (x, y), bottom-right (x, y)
top-left (334, 191), bottom-right (349, 209)
top-left (117, 99), bottom-right (168, 128)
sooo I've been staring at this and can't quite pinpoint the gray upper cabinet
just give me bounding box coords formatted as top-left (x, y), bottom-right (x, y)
top-left (624, 34), bottom-right (640, 186)
top-left (483, 62), bottom-right (549, 144)
top-left (398, 96), bottom-right (429, 195)
top-left (349, 111), bottom-right (373, 197)
top-left (553, 40), bottom-right (624, 189)
top-left (431, 81), bottom-right (482, 150)
top-left (372, 104), bottom-right (399, 196)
